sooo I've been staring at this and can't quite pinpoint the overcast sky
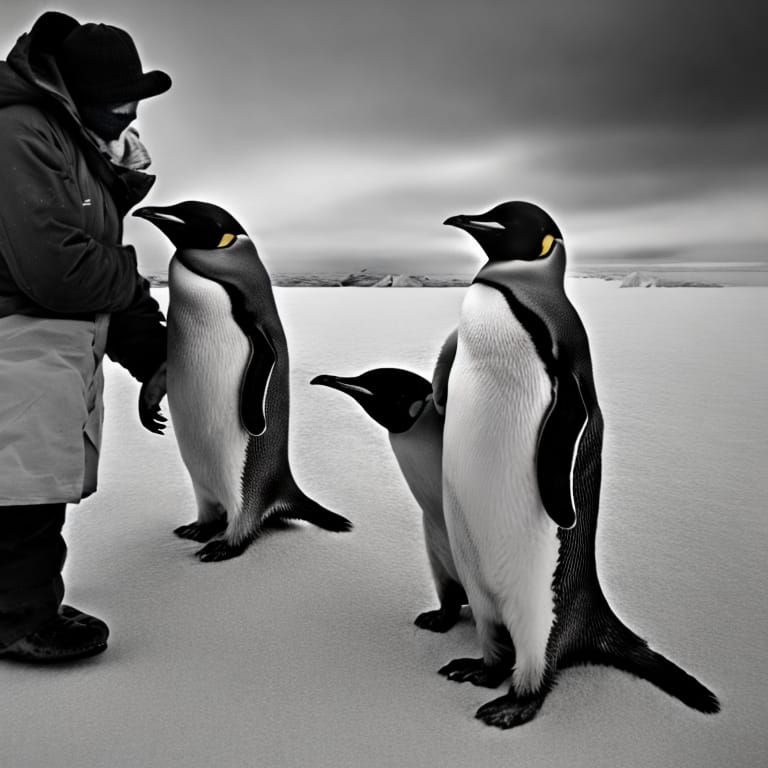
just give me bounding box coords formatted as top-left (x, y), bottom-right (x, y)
top-left (3, 0), bottom-right (767, 275)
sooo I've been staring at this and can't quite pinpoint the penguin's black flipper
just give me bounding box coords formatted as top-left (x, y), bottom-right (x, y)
top-left (240, 328), bottom-right (277, 436)
top-left (536, 371), bottom-right (588, 529)
top-left (432, 328), bottom-right (458, 414)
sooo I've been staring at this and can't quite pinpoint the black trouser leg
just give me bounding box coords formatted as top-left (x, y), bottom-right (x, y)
top-left (0, 503), bottom-right (66, 649)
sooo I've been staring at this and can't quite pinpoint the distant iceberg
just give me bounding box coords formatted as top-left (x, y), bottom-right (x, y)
top-left (620, 271), bottom-right (660, 287)
top-left (373, 274), bottom-right (424, 287)
top-left (619, 270), bottom-right (723, 288)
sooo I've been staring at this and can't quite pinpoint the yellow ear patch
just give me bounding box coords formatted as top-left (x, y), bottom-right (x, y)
top-left (540, 234), bottom-right (555, 256)
top-left (217, 232), bottom-right (236, 248)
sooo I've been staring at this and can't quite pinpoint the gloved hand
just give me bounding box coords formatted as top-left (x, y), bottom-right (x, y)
top-left (139, 361), bottom-right (167, 434)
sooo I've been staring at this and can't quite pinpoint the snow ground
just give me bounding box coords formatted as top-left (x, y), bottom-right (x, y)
top-left (2, 283), bottom-right (767, 768)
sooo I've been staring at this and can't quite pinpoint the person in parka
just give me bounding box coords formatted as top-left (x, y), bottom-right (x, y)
top-left (0, 11), bottom-right (171, 663)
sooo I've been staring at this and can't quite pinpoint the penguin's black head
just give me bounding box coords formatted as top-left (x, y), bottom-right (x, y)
top-left (133, 201), bottom-right (247, 250)
top-left (310, 369), bottom-right (433, 434)
top-left (444, 201), bottom-right (562, 262)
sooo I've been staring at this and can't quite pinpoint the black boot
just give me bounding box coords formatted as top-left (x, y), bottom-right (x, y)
top-left (0, 604), bottom-right (108, 663)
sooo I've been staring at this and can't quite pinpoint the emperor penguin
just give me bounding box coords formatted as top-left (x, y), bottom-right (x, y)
top-left (438, 201), bottom-right (720, 728)
top-left (310, 368), bottom-right (467, 631)
top-left (133, 201), bottom-right (352, 561)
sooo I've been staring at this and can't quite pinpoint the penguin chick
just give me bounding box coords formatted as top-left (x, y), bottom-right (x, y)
top-left (311, 368), bottom-right (467, 631)
top-left (133, 201), bottom-right (352, 562)
top-left (439, 200), bottom-right (720, 729)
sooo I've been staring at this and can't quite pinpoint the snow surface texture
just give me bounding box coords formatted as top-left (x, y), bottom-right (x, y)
top-left (2, 283), bottom-right (766, 768)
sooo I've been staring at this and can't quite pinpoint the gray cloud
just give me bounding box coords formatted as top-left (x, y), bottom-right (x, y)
top-left (112, 0), bottom-right (768, 144)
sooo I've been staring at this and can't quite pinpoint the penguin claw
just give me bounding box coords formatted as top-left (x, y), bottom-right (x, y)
top-left (414, 608), bottom-right (460, 633)
top-left (174, 520), bottom-right (227, 542)
top-left (475, 693), bottom-right (544, 730)
top-left (195, 539), bottom-right (246, 562)
top-left (438, 657), bottom-right (510, 688)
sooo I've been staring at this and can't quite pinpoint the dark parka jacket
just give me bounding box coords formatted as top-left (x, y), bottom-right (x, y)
top-left (0, 12), bottom-right (167, 504)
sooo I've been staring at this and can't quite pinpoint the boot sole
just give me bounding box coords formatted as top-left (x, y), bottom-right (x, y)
top-left (0, 641), bottom-right (107, 664)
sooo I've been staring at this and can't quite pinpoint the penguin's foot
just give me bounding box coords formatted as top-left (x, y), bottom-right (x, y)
top-left (174, 519), bottom-right (227, 542)
top-left (438, 657), bottom-right (510, 688)
top-left (195, 539), bottom-right (247, 562)
top-left (415, 606), bottom-right (461, 633)
top-left (475, 692), bottom-right (545, 730)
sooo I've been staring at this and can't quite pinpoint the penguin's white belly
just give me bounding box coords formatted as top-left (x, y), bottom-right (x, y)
top-left (443, 284), bottom-right (559, 685)
top-left (167, 259), bottom-right (251, 515)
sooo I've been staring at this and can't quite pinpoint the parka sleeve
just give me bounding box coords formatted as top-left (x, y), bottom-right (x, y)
top-left (105, 275), bottom-right (167, 383)
top-left (0, 109), bottom-right (138, 314)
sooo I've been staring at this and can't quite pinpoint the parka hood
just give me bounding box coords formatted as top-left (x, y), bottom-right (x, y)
top-left (0, 12), bottom-right (80, 119)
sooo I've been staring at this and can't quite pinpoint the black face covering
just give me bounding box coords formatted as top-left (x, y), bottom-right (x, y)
top-left (78, 103), bottom-right (137, 141)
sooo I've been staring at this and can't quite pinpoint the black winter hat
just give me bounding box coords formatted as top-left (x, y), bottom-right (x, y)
top-left (56, 22), bottom-right (172, 106)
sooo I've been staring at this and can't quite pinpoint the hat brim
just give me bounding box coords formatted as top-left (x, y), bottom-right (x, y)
top-left (119, 70), bottom-right (172, 102)
top-left (85, 70), bottom-right (172, 105)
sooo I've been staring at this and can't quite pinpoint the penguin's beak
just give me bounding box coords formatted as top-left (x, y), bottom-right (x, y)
top-left (445, 213), bottom-right (502, 233)
top-left (133, 206), bottom-right (183, 224)
top-left (310, 375), bottom-right (374, 400)
top-left (133, 206), bottom-right (187, 246)
top-left (310, 374), bottom-right (335, 388)
top-left (443, 214), bottom-right (469, 230)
